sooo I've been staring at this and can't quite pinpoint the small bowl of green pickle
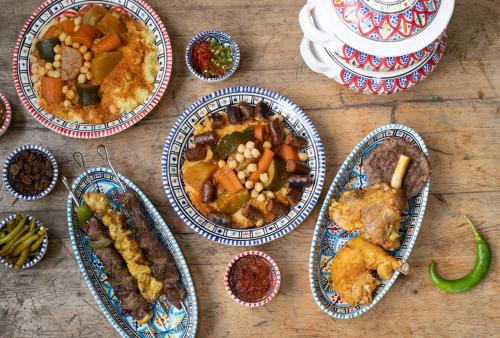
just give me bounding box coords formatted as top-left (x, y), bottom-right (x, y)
top-left (0, 213), bottom-right (48, 269)
top-left (186, 30), bottom-right (240, 82)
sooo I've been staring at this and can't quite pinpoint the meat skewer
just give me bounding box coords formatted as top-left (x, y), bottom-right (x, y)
top-left (97, 145), bottom-right (188, 311)
top-left (61, 176), bottom-right (155, 331)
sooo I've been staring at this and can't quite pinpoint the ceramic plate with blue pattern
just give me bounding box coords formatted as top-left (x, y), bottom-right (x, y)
top-left (309, 124), bottom-right (430, 319)
top-left (162, 86), bottom-right (326, 246)
top-left (67, 168), bottom-right (197, 337)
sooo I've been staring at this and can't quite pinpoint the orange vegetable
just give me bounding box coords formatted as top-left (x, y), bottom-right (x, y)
top-left (249, 149), bottom-right (275, 181)
top-left (214, 165), bottom-right (243, 194)
top-left (41, 76), bottom-right (63, 104)
top-left (91, 51), bottom-right (123, 83)
top-left (72, 24), bottom-right (99, 48)
top-left (278, 144), bottom-right (299, 161)
top-left (96, 13), bottom-right (127, 35)
top-left (60, 19), bottom-right (75, 35)
top-left (42, 25), bottom-right (60, 39)
top-left (254, 125), bottom-right (266, 143)
top-left (92, 33), bottom-right (121, 54)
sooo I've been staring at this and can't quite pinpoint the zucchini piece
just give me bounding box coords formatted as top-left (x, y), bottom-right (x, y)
top-left (77, 84), bottom-right (101, 106)
top-left (266, 157), bottom-right (288, 191)
top-left (211, 128), bottom-right (254, 160)
top-left (36, 38), bottom-right (59, 62)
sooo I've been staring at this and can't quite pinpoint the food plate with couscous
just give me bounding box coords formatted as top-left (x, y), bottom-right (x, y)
top-left (162, 86), bottom-right (326, 246)
top-left (12, 0), bottom-right (172, 138)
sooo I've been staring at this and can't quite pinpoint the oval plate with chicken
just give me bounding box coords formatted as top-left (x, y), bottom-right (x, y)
top-left (67, 168), bottom-right (197, 337)
top-left (309, 124), bottom-right (430, 319)
top-left (13, 0), bottom-right (172, 138)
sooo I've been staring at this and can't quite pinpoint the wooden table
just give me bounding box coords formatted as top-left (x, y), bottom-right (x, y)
top-left (1, 0), bottom-right (499, 337)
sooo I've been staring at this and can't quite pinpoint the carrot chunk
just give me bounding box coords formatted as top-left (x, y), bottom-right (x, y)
top-left (72, 24), bottom-right (99, 48)
top-left (92, 33), bottom-right (121, 54)
top-left (249, 149), bottom-right (274, 181)
top-left (278, 144), bottom-right (299, 161)
top-left (42, 25), bottom-right (60, 39)
top-left (60, 19), bottom-right (75, 35)
top-left (214, 165), bottom-right (243, 194)
top-left (41, 76), bottom-right (63, 104)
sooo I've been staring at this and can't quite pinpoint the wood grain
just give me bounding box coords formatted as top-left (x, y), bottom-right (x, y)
top-left (1, 0), bottom-right (499, 337)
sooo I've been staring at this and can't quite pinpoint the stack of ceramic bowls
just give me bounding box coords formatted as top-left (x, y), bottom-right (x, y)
top-left (299, 0), bottom-right (455, 94)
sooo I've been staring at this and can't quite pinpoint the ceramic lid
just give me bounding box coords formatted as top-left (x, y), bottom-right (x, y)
top-left (316, 0), bottom-right (454, 56)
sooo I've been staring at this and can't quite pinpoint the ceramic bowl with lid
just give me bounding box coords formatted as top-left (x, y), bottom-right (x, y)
top-left (303, 0), bottom-right (454, 57)
top-left (299, 1), bottom-right (447, 72)
top-left (300, 32), bottom-right (447, 95)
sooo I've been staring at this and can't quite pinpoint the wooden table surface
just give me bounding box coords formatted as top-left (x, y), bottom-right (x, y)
top-left (1, 0), bottom-right (499, 337)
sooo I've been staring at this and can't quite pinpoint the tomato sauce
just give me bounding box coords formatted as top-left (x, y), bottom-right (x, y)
top-left (229, 255), bottom-right (274, 302)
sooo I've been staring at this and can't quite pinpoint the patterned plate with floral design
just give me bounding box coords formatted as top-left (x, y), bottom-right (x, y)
top-left (162, 86), bottom-right (326, 246)
top-left (309, 124), bottom-right (430, 319)
top-left (12, 0), bottom-right (172, 138)
top-left (67, 168), bottom-right (197, 337)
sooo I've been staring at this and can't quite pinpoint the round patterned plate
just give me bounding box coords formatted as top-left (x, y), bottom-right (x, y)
top-left (67, 168), bottom-right (197, 337)
top-left (12, 0), bottom-right (173, 139)
top-left (309, 124), bottom-right (430, 319)
top-left (162, 86), bottom-right (326, 246)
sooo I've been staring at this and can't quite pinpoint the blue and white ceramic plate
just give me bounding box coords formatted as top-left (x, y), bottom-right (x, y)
top-left (309, 124), bottom-right (430, 319)
top-left (185, 30), bottom-right (240, 82)
top-left (67, 168), bottom-right (197, 338)
top-left (162, 86), bottom-right (326, 246)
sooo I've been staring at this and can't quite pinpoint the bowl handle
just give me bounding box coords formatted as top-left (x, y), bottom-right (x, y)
top-left (299, 2), bottom-right (343, 52)
top-left (300, 38), bottom-right (341, 81)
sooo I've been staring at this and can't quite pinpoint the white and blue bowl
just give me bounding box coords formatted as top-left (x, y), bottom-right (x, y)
top-left (185, 30), bottom-right (240, 82)
top-left (2, 144), bottom-right (59, 201)
top-left (162, 86), bottom-right (326, 246)
top-left (0, 214), bottom-right (48, 269)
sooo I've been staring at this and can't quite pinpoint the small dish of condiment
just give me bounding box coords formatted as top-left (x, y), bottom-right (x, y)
top-left (0, 93), bottom-right (12, 137)
top-left (2, 144), bottom-right (59, 201)
top-left (185, 30), bottom-right (240, 82)
top-left (224, 251), bottom-right (281, 307)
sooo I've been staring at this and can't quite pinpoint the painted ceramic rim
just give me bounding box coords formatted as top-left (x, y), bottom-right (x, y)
top-left (308, 123), bottom-right (430, 319)
top-left (314, 0), bottom-right (454, 56)
top-left (0, 93), bottom-right (12, 137)
top-left (12, 0), bottom-right (173, 139)
top-left (161, 86), bottom-right (326, 246)
top-left (2, 144), bottom-right (59, 201)
top-left (0, 214), bottom-right (48, 269)
top-left (185, 30), bottom-right (240, 83)
top-left (67, 167), bottom-right (198, 338)
top-left (224, 251), bottom-right (281, 308)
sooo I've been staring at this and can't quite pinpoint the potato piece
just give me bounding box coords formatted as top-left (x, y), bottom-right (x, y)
top-left (96, 13), bottom-right (127, 35)
top-left (183, 162), bottom-right (218, 193)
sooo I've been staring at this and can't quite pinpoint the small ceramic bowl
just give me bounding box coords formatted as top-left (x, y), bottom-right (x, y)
top-left (0, 93), bottom-right (12, 137)
top-left (2, 144), bottom-right (59, 201)
top-left (224, 251), bottom-right (281, 307)
top-left (185, 30), bottom-right (240, 82)
top-left (0, 214), bottom-right (48, 269)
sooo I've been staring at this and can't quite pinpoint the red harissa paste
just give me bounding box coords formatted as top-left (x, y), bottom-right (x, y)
top-left (229, 256), bottom-right (274, 302)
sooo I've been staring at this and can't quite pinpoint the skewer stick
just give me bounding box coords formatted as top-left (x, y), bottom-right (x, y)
top-left (391, 155), bottom-right (411, 189)
top-left (73, 151), bottom-right (101, 192)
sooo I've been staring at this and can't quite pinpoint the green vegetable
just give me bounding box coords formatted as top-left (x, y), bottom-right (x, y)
top-left (0, 216), bottom-right (27, 245)
top-left (0, 225), bottom-right (28, 256)
top-left (7, 219), bottom-right (16, 233)
top-left (13, 233), bottom-right (40, 257)
top-left (76, 205), bottom-right (93, 225)
top-left (14, 248), bottom-right (29, 269)
top-left (89, 238), bottom-right (112, 249)
top-left (77, 84), bottom-right (101, 106)
top-left (212, 129), bottom-right (254, 159)
top-left (266, 157), bottom-right (288, 191)
top-left (216, 189), bottom-right (250, 215)
top-left (30, 230), bottom-right (47, 253)
top-left (429, 216), bottom-right (491, 292)
top-left (36, 37), bottom-right (60, 62)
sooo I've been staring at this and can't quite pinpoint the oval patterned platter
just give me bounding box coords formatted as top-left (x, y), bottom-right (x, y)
top-left (309, 124), bottom-right (430, 319)
top-left (13, 0), bottom-right (172, 138)
top-left (67, 168), bottom-right (197, 337)
top-left (162, 86), bottom-right (326, 246)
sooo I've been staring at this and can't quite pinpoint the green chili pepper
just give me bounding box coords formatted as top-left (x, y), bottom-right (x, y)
top-left (30, 231), bottom-right (47, 253)
top-left (14, 248), bottom-right (30, 269)
top-left (0, 216), bottom-right (27, 245)
top-left (429, 215), bottom-right (491, 292)
top-left (76, 205), bottom-right (93, 225)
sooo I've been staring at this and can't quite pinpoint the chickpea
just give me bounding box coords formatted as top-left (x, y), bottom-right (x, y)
top-left (74, 16), bottom-right (82, 25)
top-left (263, 141), bottom-right (272, 149)
top-left (237, 171), bottom-right (246, 181)
top-left (44, 62), bottom-right (53, 71)
top-left (59, 32), bottom-right (67, 42)
top-left (53, 60), bottom-right (61, 68)
top-left (244, 180), bottom-right (254, 189)
top-left (246, 141), bottom-right (255, 149)
top-left (80, 66), bottom-right (89, 74)
top-left (84, 61), bottom-right (91, 68)
top-left (50, 70), bottom-right (61, 78)
top-left (298, 152), bottom-right (309, 161)
top-left (227, 159), bottom-right (237, 170)
top-left (64, 35), bottom-right (73, 46)
top-left (218, 160), bottom-right (226, 168)
top-left (72, 42), bottom-right (81, 49)
top-left (63, 100), bottom-right (71, 107)
top-left (256, 219), bottom-right (264, 227)
top-left (257, 194), bottom-right (266, 203)
top-left (247, 163), bottom-right (257, 173)
top-left (54, 53), bottom-right (62, 61)
top-left (83, 51), bottom-right (92, 61)
top-left (74, 25), bottom-right (80, 33)
top-left (235, 153), bottom-right (244, 163)
top-left (66, 89), bottom-right (75, 100)
top-left (31, 74), bottom-right (40, 83)
top-left (254, 182), bottom-right (264, 192)
top-left (259, 173), bottom-right (269, 184)
top-left (109, 104), bottom-right (118, 114)
top-left (62, 85), bottom-right (69, 94)
top-left (86, 72), bottom-right (93, 80)
top-left (53, 44), bottom-right (62, 54)
top-left (251, 148), bottom-right (261, 158)
top-left (125, 73), bottom-right (132, 81)
top-left (237, 144), bottom-right (245, 153)
top-left (265, 191), bottom-right (275, 199)
top-left (31, 64), bottom-right (39, 74)
top-left (79, 45), bottom-right (88, 54)
top-left (251, 189), bottom-right (259, 199)
top-left (38, 68), bottom-right (47, 76)
top-left (243, 149), bottom-right (252, 159)
top-left (77, 73), bottom-right (86, 84)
